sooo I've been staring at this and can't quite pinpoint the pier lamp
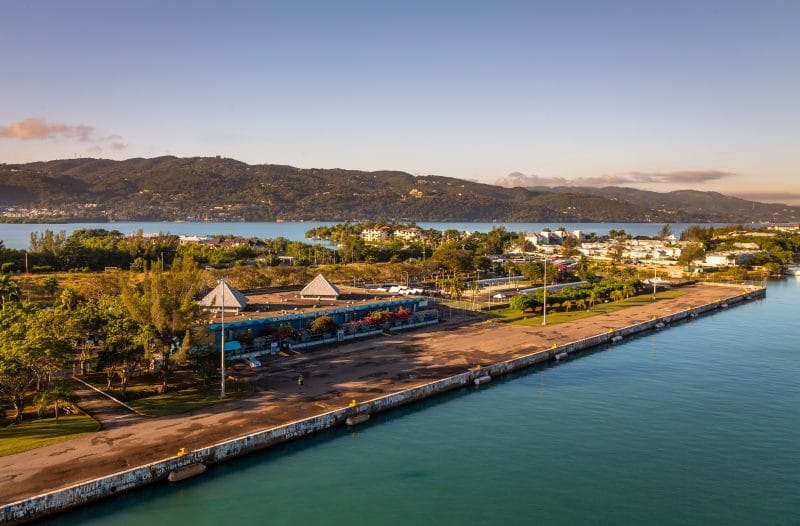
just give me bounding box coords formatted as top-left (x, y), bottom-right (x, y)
top-left (221, 280), bottom-right (226, 398)
top-left (653, 260), bottom-right (657, 301)
top-left (542, 258), bottom-right (547, 326)
top-left (209, 279), bottom-right (228, 399)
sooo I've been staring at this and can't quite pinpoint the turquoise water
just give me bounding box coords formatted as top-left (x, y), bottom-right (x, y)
top-left (49, 279), bottom-right (799, 525)
top-left (0, 222), bottom-right (732, 249)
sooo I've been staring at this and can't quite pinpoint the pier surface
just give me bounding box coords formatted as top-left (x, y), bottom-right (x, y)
top-left (0, 283), bottom-right (763, 519)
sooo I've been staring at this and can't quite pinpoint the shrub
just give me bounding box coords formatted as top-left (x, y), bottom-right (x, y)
top-left (310, 315), bottom-right (339, 334)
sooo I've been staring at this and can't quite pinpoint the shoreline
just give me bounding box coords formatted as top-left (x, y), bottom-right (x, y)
top-left (0, 284), bottom-right (765, 524)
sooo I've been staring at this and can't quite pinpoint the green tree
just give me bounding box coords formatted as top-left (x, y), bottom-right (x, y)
top-left (440, 275), bottom-right (466, 300)
top-left (431, 248), bottom-right (473, 273)
top-left (122, 256), bottom-right (203, 393)
top-left (95, 298), bottom-right (145, 397)
top-left (0, 274), bottom-right (21, 309)
top-left (657, 224), bottom-right (673, 242)
top-left (521, 260), bottom-right (557, 284)
top-left (622, 283), bottom-right (636, 299)
top-left (35, 380), bottom-right (77, 423)
top-left (609, 243), bottom-right (625, 266)
top-left (680, 225), bottom-right (714, 246)
top-left (575, 255), bottom-right (596, 282)
top-left (509, 294), bottom-right (540, 312)
top-left (587, 290), bottom-right (600, 309)
top-left (561, 236), bottom-right (580, 257)
top-left (678, 244), bottom-right (706, 266)
top-left (0, 354), bottom-right (35, 424)
top-left (0, 302), bottom-right (70, 423)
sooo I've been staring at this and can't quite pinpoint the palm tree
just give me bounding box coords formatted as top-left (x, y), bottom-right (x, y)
top-left (587, 291), bottom-right (599, 309)
top-left (562, 299), bottom-right (573, 312)
top-left (35, 380), bottom-right (77, 423)
top-left (442, 275), bottom-right (465, 300)
top-left (575, 299), bottom-right (587, 311)
top-left (610, 290), bottom-right (625, 302)
top-left (622, 283), bottom-right (636, 299)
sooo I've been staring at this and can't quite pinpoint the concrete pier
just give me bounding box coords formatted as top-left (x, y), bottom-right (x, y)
top-left (0, 285), bottom-right (765, 524)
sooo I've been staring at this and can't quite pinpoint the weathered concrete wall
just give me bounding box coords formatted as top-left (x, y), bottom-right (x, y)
top-left (1, 286), bottom-right (765, 524)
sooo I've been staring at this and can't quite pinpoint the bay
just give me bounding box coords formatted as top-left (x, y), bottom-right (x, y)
top-left (0, 221), bottom-right (731, 250)
top-left (46, 278), bottom-right (800, 525)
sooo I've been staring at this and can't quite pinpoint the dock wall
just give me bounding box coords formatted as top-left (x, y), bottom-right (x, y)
top-left (1, 286), bottom-right (765, 524)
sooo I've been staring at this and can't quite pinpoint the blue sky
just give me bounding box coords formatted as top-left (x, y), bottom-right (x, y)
top-left (1, 1), bottom-right (798, 203)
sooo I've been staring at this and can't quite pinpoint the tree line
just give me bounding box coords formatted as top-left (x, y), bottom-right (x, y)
top-left (0, 257), bottom-right (204, 425)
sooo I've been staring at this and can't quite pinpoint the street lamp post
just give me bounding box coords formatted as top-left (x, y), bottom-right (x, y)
top-left (542, 258), bottom-right (547, 326)
top-left (652, 260), bottom-right (657, 301)
top-left (219, 279), bottom-right (226, 399)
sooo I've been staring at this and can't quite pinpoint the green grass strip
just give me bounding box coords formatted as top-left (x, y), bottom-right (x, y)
top-left (0, 413), bottom-right (100, 457)
top-left (129, 380), bottom-right (253, 417)
top-left (491, 289), bottom-right (686, 326)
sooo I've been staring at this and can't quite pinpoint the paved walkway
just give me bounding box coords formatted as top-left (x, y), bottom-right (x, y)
top-left (70, 379), bottom-right (144, 429)
top-left (0, 283), bottom-right (759, 505)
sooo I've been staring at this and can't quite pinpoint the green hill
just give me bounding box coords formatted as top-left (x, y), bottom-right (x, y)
top-left (1, 157), bottom-right (797, 223)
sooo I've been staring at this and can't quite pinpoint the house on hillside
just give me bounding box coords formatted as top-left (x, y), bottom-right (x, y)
top-left (394, 227), bottom-right (422, 241)
top-left (703, 251), bottom-right (757, 268)
top-left (360, 227), bottom-right (391, 243)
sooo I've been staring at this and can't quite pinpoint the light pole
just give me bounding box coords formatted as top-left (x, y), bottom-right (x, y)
top-left (542, 258), bottom-right (547, 326)
top-left (403, 271), bottom-right (409, 287)
top-left (219, 279), bottom-right (226, 399)
top-left (652, 260), bottom-right (657, 301)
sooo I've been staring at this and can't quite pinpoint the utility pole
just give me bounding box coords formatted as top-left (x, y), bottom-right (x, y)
top-left (220, 279), bottom-right (226, 399)
top-left (653, 260), bottom-right (657, 300)
top-left (542, 258), bottom-right (547, 326)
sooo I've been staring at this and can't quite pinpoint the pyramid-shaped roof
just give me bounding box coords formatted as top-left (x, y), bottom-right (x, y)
top-left (300, 274), bottom-right (341, 299)
top-left (198, 280), bottom-right (248, 310)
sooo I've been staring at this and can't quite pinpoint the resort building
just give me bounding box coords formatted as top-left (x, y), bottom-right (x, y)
top-left (360, 227), bottom-right (391, 243)
top-left (393, 227), bottom-right (422, 241)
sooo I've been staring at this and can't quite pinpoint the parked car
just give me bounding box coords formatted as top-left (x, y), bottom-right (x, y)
top-left (243, 356), bottom-right (262, 368)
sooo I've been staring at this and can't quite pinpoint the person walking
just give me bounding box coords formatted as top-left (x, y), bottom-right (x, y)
top-left (297, 374), bottom-right (304, 388)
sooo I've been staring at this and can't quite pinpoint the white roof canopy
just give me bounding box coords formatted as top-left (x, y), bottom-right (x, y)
top-left (300, 274), bottom-right (341, 299)
top-left (198, 280), bottom-right (248, 310)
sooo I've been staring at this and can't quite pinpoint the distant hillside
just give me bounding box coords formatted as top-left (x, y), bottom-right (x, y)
top-left (1, 157), bottom-right (798, 223)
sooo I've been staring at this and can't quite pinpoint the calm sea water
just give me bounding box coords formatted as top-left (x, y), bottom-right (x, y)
top-left (47, 278), bottom-right (799, 525)
top-left (0, 222), bottom-right (732, 249)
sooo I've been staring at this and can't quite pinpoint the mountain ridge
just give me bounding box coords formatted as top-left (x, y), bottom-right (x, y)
top-left (1, 157), bottom-right (798, 223)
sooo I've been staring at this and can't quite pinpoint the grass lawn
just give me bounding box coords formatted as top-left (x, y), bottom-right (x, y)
top-left (490, 289), bottom-right (687, 326)
top-left (128, 380), bottom-right (253, 417)
top-left (82, 370), bottom-right (208, 401)
top-left (0, 413), bottom-right (101, 457)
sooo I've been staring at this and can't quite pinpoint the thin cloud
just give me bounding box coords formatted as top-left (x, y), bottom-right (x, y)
top-left (496, 170), bottom-right (736, 188)
top-left (731, 191), bottom-right (800, 204)
top-left (0, 117), bottom-right (127, 152)
top-left (495, 172), bottom-right (635, 188)
top-left (0, 118), bottom-right (93, 141)
top-left (626, 170), bottom-right (735, 184)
